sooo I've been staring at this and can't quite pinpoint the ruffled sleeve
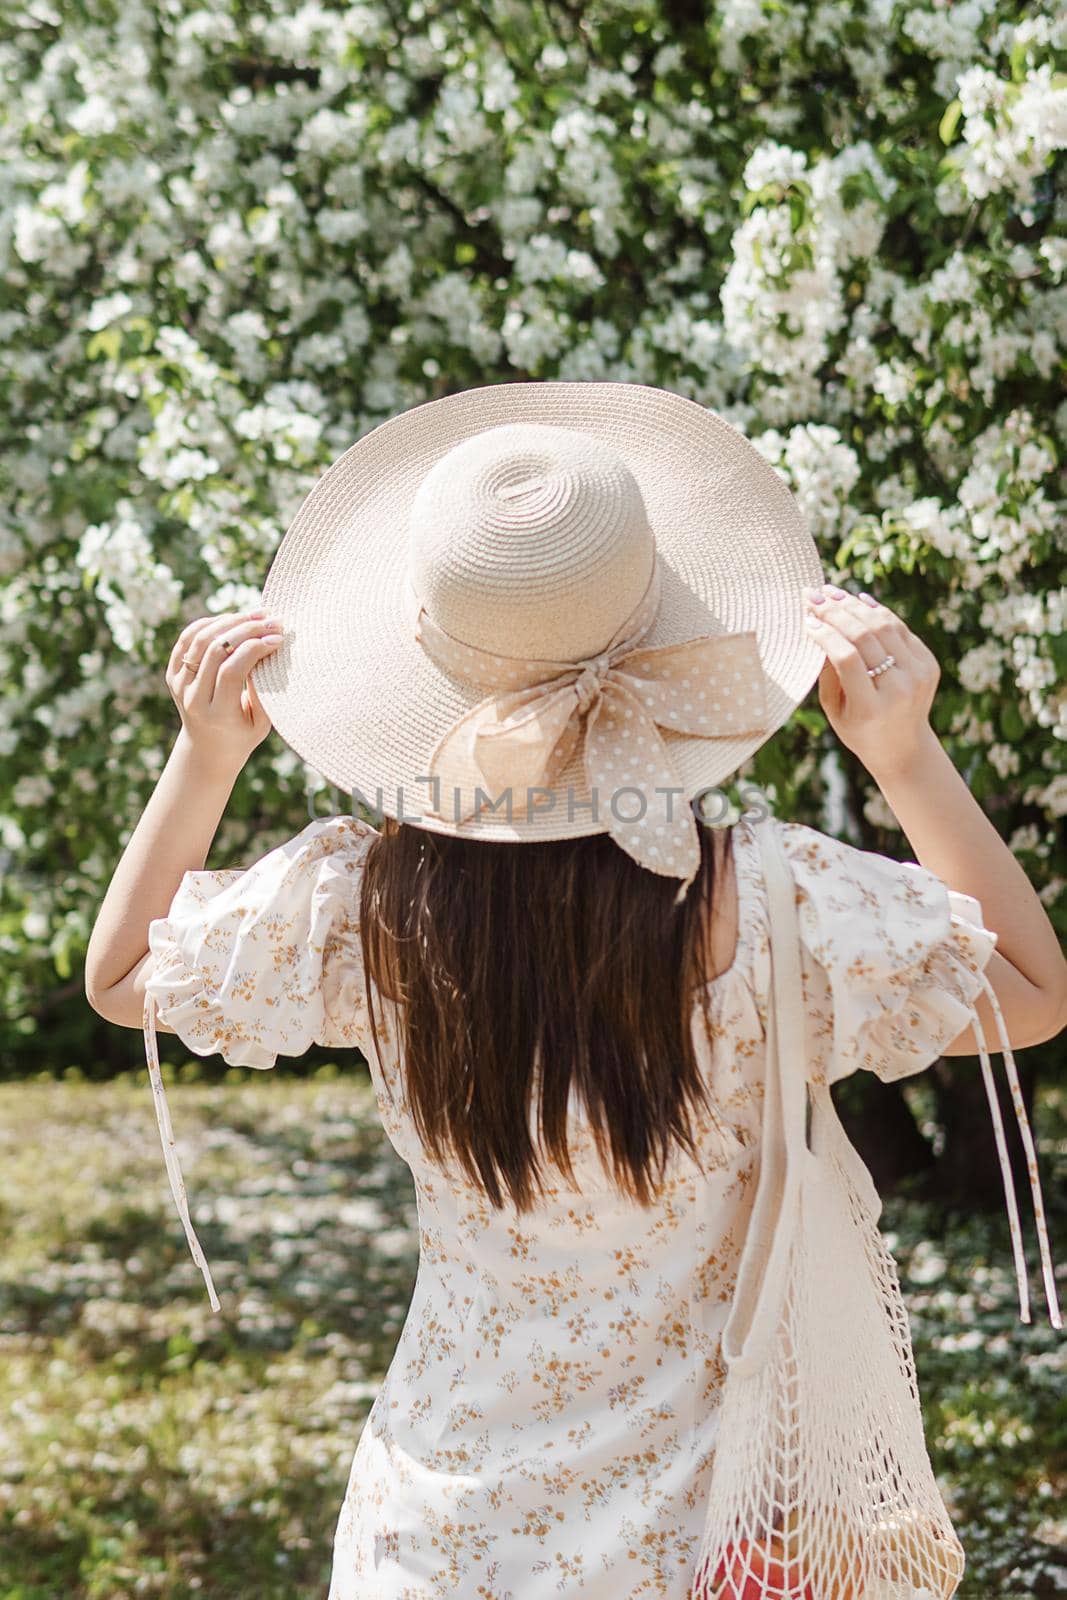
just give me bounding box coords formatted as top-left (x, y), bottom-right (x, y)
top-left (775, 819), bottom-right (1060, 1329)
top-left (774, 820), bottom-right (998, 1090)
top-left (141, 813), bottom-right (380, 1311)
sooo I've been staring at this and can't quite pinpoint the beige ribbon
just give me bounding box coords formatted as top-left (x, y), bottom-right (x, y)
top-left (967, 968), bottom-right (1061, 1327)
top-left (414, 562), bottom-right (769, 901)
top-left (143, 988), bottom-right (221, 1313)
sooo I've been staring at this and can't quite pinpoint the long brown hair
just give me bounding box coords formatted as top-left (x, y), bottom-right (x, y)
top-left (358, 817), bottom-right (734, 1213)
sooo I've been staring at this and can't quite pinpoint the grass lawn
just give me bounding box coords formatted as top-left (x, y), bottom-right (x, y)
top-left (0, 1069), bottom-right (1064, 1599)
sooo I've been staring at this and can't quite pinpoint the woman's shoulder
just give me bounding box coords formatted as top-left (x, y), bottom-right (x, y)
top-left (723, 810), bottom-right (998, 1084)
top-left (732, 811), bottom-right (865, 878)
top-left (234, 811), bottom-right (382, 914)
top-left (735, 811), bottom-right (972, 931)
top-left (276, 811), bottom-right (381, 871)
top-left (145, 811), bottom-right (385, 1073)
top-left (729, 809), bottom-right (980, 941)
top-left (719, 808), bottom-right (990, 978)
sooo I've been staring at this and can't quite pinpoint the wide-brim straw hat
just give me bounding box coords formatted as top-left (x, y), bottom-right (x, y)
top-left (253, 381), bottom-right (826, 889)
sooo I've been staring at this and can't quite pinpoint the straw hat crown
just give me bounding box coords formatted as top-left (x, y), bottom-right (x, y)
top-left (408, 423), bottom-right (656, 662)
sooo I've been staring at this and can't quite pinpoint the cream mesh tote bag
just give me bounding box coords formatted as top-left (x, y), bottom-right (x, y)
top-left (690, 818), bottom-right (967, 1600)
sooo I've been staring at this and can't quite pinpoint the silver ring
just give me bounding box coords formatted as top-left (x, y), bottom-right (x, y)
top-left (867, 654), bottom-right (896, 679)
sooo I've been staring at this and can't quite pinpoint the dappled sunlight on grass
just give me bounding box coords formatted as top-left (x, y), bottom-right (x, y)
top-left (0, 1073), bottom-right (1064, 1597)
top-left (0, 1072), bottom-right (418, 1597)
top-left (880, 1082), bottom-right (1067, 1597)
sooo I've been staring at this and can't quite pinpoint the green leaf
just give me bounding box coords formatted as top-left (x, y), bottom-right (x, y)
top-left (939, 99), bottom-right (962, 145)
top-left (1047, 634), bottom-right (1067, 674)
top-left (123, 316), bottom-right (156, 352)
top-left (85, 326), bottom-right (123, 362)
top-left (840, 170), bottom-right (881, 210)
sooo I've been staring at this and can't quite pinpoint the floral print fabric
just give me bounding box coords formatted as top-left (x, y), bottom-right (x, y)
top-left (145, 813), bottom-right (379, 1068)
top-left (144, 812), bottom-right (1004, 1598)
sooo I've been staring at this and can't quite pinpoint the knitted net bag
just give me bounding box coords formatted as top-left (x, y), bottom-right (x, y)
top-left (690, 817), bottom-right (1059, 1600)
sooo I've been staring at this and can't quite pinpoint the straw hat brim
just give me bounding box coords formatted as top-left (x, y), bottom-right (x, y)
top-left (253, 381), bottom-right (827, 842)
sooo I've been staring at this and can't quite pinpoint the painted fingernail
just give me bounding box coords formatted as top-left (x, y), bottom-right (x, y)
top-left (264, 633), bottom-right (284, 643)
top-left (859, 591), bottom-right (878, 607)
top-left (806, 591), bottom-right (826, 604)
top-left (824, 584), bottom-right (848, 598)
top-left (805, 613), bottom-right (824, 629)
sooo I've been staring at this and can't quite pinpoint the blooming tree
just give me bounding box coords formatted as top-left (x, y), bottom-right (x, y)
top-left (1, 0), bottom-right (1064, 1067)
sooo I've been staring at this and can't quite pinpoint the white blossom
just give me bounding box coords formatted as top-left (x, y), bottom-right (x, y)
top-left (957, 642), bottom-right (1007, 693)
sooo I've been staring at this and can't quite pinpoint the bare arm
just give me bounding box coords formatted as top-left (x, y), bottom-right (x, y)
top-left (84, 732), bottom-right (237, 1010)
top-left (803, 583), bottom-right (1067, 1054)
top-left (85, 608), bottom-right (282, 1015)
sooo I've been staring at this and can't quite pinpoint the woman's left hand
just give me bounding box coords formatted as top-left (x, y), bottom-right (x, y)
top-left (166, 608), bottom-right (285, 775)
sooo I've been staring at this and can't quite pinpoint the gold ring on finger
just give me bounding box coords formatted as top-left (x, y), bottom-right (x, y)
top-left (181, 655), bottom-right (198, 674)
top-left (221, 637), bottom-right (234, 653)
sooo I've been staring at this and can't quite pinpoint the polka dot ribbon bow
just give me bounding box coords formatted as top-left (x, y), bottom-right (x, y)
top-left (415, 561), bottom-right (769, 901)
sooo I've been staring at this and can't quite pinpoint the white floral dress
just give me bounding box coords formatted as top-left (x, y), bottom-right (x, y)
top-left (141, 811), bottom-right (1059, 1599)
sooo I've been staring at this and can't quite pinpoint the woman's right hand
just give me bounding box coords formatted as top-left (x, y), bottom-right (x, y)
top-left (802, 584), bottom-right (941, 779)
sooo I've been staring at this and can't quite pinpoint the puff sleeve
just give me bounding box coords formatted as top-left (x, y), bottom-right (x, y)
top-left (141, 813), bottom-right (380, 1311)
top-left (774, 820), bottom-right (999, 1089)
top-left (775, 819), bottom-right (1060, 1329)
